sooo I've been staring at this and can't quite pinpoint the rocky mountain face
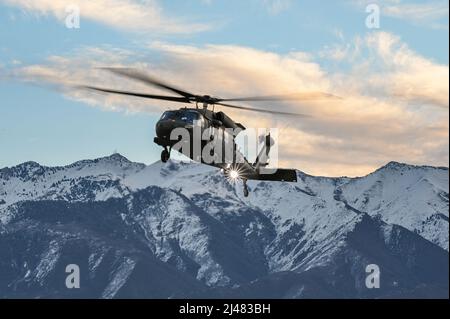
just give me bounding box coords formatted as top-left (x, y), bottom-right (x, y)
top-left (0, 154), bottom-right (448, 298)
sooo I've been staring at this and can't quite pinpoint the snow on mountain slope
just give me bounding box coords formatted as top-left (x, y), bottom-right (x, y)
top-left (0, 197), bottom-right (209, 298)
top-left (0, 154), bottom-right (448, 298)
top-left (338, 162), bottom-right (449, 249)
top-left (0, 154), bottom-right (448, 251)
top-left (0, 154), bottom-right (142, 206)
top-left (123, 187), bottom-right (271, 286)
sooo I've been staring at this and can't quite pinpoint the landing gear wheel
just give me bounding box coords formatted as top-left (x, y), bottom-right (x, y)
top-left (243, 180), bottom-right (249, 197)
top-left (161, 149), bottom-right (170, 163)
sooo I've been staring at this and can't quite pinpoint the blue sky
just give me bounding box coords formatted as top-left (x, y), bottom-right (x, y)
top-left (0, 0), bottom-right (448, 176)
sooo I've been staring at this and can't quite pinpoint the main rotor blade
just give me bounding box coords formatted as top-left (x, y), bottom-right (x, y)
top-left (216, 102), bottom-right (311, 117)
top-left (102, 68), bottom-right (196, 99)
top-left (82, 86), bottom-right (191, 103)
top-left (218, 92), bottom-right (341, 102)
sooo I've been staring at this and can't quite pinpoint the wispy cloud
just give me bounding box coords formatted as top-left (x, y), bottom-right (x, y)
top-left (384, 1), bottom-right (448, 20)
top-left (261, 0), bottom-right (291, 15)
top-left (354, 0), bottom-right (449, 29)
top-left (0, 0), bottom-right (210, 34)
top-left (9, 32), bottom-right (449, 176)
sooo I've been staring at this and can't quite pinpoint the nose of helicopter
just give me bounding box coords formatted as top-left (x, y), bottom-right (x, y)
top-left (156, 119), bottom-right (177, 139)
top-left (156, 119), bottom-right (194, 139)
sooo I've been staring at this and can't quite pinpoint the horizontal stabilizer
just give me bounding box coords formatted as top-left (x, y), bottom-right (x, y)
top-left (249, 169), bottom-right (297, 182)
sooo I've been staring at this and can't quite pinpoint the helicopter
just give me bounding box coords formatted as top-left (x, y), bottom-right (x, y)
top-left (82, 68), bottom-right (333, 197)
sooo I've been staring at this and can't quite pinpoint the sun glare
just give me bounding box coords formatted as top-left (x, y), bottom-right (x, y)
top-left (229, 170), bottom-right (239, 179)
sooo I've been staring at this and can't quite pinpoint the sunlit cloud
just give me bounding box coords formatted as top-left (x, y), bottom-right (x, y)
top-left (321, 32), bottom-right (449, 109)
top-left (9, 32), bottom-right (449, 176)
top-left (0, 0), bottom-right (210, 34)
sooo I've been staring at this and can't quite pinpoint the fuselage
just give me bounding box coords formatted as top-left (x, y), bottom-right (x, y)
top-left (153, 107), bottom-right (256, 178)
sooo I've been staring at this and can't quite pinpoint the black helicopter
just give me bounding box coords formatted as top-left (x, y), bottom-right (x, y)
top-left (82, 68), bottom-right (330, 197)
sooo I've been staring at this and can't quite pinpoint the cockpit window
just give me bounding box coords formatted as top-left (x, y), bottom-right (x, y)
top-left (161, 111), bottom-right (176, 120)
top-left (180, 111), bottom-right (199, 123)
top-left (161, 110), bottom-right (200, 123)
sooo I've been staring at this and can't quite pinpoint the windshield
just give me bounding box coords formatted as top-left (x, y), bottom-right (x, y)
top-left (161, 110), bottom-right (200, 123)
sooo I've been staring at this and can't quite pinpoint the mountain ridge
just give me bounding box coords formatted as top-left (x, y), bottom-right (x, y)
top-left (1, 153), bottom-right (448, 180)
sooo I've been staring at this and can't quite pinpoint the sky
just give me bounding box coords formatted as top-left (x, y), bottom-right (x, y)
top-left (0, 0), bottom-right (448, 176)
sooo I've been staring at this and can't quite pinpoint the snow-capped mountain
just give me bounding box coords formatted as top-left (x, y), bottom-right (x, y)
top-left (0, 154), bottom-right (448, 298)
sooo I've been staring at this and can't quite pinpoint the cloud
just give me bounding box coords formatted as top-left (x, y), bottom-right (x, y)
top-left (354, 0), bottom-right (449, 29)
top-left (9, 32), bottom-right (449, 176)
top-left (0, 0), bottom-right (209, 34)
top-left (383, 1), bottom-right (449, 22)
top-left (321, 32), bottom-right (449, 109)
top-left (261, 0), bottom-right (291, 15)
